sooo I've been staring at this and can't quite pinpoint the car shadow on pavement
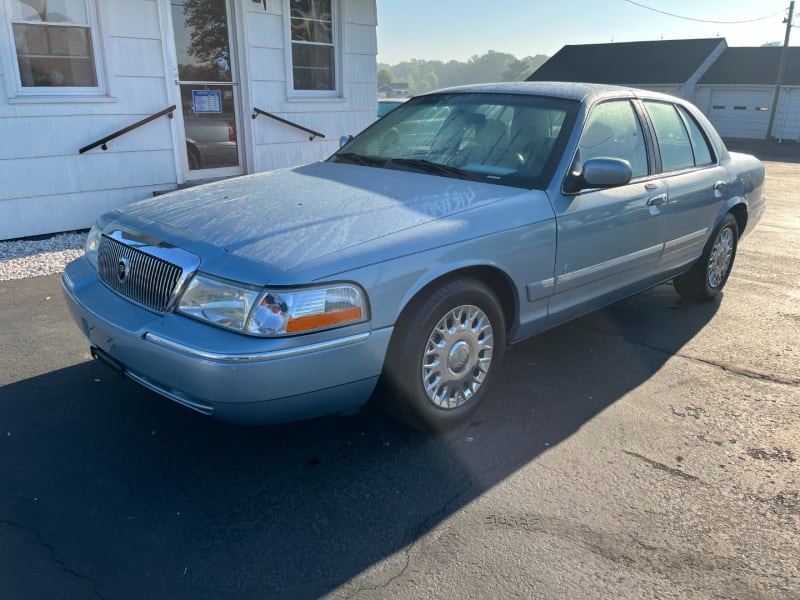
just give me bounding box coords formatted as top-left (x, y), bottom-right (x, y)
top-left (0, 282), bottom-right (719, 599)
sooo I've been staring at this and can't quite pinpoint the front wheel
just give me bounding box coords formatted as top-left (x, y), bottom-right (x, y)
top-left (381, 278), bottom-right (506, 432)
top-left (674, 213), bottom-right (739, 301)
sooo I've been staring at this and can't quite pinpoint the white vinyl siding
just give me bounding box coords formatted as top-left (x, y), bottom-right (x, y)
top-left (773, 87), bottom-right (800, 142)
top-left (0, 0), bottom-right (377, 240)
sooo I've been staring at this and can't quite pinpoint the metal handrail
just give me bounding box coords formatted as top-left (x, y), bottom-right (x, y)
top-left (79, 105), bottom-right (177, 154)
top-left (251, 107), bottom-right (325, 141)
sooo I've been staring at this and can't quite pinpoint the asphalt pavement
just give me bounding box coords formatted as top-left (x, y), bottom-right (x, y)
top-left (0, 159), bottom-right (798, 599)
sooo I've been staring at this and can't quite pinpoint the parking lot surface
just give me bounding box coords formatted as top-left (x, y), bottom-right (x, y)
top-left (1, 157), bottom-right (798, 599)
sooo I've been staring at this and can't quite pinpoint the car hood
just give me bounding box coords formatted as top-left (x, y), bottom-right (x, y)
top-left (112, 162), bottom-right (529, 283)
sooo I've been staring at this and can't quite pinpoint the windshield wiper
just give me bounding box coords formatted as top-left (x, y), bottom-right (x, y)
top-left (387, 158), bottom-right (470, 179)
top-left (330, 152), bottom-right (385, 167)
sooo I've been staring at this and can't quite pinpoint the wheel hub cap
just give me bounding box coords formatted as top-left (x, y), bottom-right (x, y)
top-left (421, 304), bottom-right (494, 410)
top-left (707, 227), bottom-right (734, 289)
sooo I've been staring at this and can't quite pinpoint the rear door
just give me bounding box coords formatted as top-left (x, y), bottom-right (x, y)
top-left (641, 100), bottom-right (729, 271)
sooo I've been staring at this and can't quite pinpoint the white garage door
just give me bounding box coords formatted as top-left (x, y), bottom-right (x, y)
top-left (708, 90), bottom-right (772, 139)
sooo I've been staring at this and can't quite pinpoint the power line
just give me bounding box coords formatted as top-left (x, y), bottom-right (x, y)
top-left (622, 0), bottom-right (786, 25)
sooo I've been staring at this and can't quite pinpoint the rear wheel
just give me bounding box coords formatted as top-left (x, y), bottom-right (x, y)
top-left (381, 278), bottom-right (506, 431)
top-left (674, 213), bottom-right (739, 301)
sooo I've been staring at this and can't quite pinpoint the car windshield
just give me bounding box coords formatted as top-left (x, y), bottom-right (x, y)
top-left (331, 92), bottom-right (579, 189)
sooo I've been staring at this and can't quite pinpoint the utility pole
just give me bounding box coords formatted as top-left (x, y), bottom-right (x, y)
top-left (767, 0), bottom-right (795, 140)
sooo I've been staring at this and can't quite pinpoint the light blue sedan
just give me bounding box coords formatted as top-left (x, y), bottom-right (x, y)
top-left (62, 82), bottom-right (765, 431)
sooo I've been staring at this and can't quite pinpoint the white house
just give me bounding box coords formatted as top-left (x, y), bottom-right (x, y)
top-left (0, 0), bottom-right (378, 240)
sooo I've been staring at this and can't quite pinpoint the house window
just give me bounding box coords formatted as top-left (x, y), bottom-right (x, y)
top-left (8, 0), bottom-right (101, 91)
top-left (289, 0), bottom-right (336, 92)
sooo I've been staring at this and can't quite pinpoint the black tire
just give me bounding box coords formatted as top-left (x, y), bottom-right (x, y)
top-left (187, 144), bottom-right (201, 170)
top-left (380, 277), bottom-right (506, 432)
top-left (674, 213), bottom-right (739, 301)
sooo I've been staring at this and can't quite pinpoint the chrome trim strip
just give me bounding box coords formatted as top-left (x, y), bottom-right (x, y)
top-left (125, 370), bottom-right (215, 415)
top-left (557, 243), bottom-right (663, 284)
top-left (143, 332), bottom-right (371, 363)
top-left (539, 277), bottom-right (556, 288)
top-left (664, 228), bottom-right (709, 250)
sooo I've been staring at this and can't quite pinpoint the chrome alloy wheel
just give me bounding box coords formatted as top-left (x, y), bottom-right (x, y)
top-left (706, 226), bottom-right (735, 289)
top-left (421, 304), bottom-right (494, 409)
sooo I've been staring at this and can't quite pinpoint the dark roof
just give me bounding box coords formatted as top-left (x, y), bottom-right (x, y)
top-left (528, 38), bottom-right (725, 84)
top-left (698, 47), bottom-right (800, 85)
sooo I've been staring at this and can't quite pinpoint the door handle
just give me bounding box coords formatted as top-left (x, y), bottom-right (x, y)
top-left (713, 181), bottom-right (727, 198)
top-left (647, 194), bottom-right (667, 207)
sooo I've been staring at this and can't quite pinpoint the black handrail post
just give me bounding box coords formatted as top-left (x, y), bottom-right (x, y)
top-left (79, 105), bottom-right (177, 154)
top-left (251, 107), bottom-right (325, 141)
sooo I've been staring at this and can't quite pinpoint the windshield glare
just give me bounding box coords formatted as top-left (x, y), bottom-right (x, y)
top-left (332, 93), bottom-right (577, 189)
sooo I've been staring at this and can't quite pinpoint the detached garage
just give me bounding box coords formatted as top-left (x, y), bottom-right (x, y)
top-left (695, 47), bottom-right (800, 141)
top-left (530, 40), bottom-right (800, 143)
top-left (527, 39), bottom-right (727, 104)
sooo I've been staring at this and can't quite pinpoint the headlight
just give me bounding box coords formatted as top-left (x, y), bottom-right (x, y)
top-left (178, 275), bottom-right (260, 332)
top-left (178, 275), bottom-right (367, 336)
top-left (84, 224), bottom-right (102, 268)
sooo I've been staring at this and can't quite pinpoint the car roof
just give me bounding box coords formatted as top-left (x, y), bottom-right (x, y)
top-left (418, 81), bottom-right (679, 104)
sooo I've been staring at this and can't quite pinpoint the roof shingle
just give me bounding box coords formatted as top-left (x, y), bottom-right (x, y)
top-left (698, 47), bottom-right (800, 86)
top-left (528, 38), bottom-right (725, 84)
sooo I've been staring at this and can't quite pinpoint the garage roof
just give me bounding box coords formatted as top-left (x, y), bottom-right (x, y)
top-left (527, 38), bottom-right (725, 84)
top-left (698, 47), bottom-right (800, 86)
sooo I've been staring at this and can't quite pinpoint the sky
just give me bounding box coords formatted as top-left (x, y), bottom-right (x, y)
top-left (376, 0), bottom-right (798, 65)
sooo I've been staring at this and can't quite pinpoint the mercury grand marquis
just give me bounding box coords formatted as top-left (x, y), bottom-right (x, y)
top-left (62, 82), bottom-right (766, 431)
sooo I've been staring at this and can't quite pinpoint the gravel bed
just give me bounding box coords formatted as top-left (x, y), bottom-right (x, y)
top-left (0, 231), bottom-right (86, 281)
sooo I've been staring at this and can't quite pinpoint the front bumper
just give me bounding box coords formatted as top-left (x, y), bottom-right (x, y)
top-left (62, 257), bottom-right (392, 424)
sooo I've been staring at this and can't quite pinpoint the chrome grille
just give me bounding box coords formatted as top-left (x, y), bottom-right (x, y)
top-left (97, 236), bottom-right (183, 312)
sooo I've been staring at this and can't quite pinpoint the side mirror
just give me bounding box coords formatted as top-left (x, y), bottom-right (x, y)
top-left (339, 135), bottom-right (353, 148)
top-left (564, 157), bottom-right (632, 193)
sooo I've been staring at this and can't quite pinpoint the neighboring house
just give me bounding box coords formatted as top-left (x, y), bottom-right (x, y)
top-left (695, 47), bottom-right (800, 141)
top-left (0, 0), bottom-right (378, 240)
top-left (527, 38), bottom-right (727, 101)
top-left (528, 38), bottom-right (800, 142)
top-left (378, 82), bottom-right (409, 98)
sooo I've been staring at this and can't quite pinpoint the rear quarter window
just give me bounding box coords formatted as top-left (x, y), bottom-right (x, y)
top-left (676, 105), bottom-right (715, 166)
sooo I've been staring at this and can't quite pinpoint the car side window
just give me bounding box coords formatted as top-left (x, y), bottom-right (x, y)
top-left (576, 100), bottom-right (648, 178)
top-left (676, 106), bottom-right (715, 166)
top-left (643, 101), bottom-right (696, 173)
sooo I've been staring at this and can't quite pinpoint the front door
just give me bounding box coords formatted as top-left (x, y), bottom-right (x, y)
top-left (169, 0), bottom-right (243, 180)
top-left (548, 99), bottom-right (666, 320)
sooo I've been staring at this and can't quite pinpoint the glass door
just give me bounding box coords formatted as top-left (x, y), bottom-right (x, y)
top-left (170, 0), bottom-right (243, 178)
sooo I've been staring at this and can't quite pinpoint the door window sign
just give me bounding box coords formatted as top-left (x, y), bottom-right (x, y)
top-left (192, 90), bottom-right (222, 114)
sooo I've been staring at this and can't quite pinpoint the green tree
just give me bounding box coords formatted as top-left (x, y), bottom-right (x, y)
top-left (502, 54), bottom-right (549, 81)
top-left (376, 51), bottom-right (551, 94)
top-left (378, 68), bottom-right (395, 86)
top-left (183, 0), bottom-right (229, 63)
